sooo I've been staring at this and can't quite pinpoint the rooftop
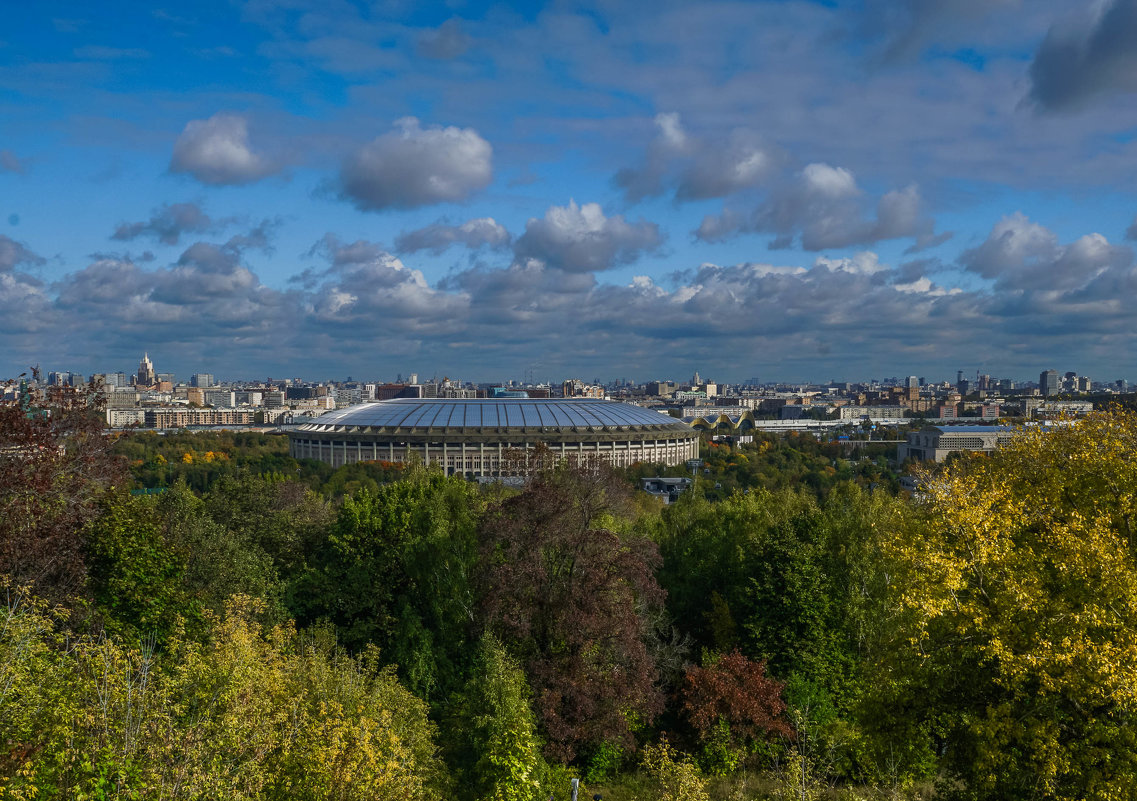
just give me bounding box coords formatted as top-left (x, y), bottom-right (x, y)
top-left (305, 398), bottom-right (690, 431)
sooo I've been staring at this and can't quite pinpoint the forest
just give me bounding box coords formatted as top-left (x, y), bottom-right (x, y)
top-left (4, 390), bottom-right (1137, 801)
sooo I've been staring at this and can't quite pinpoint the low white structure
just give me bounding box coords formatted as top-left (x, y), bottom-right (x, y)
top-left (898, 425), bottom-right (1018, 462)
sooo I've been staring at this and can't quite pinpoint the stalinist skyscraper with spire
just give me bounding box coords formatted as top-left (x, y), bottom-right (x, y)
top-left (134, 353), bottom-right (157, 389)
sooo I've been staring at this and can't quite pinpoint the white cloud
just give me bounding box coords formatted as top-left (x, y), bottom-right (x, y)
top-left (697, 165), bottom-right (942, 251)
top-left (337, 117), bottom-right (493, 211)
top-left (112, 202), bottom-right (218, 245)
top-left (616, 112), bottom-right (777, 203)
top-left (960, 213), bottom-right (1129, 291)
top-left (815, 251), bottom-right (889, 275)
top-left (169, 113), bottom-right (277, 186)
top-left (395, 217), bottom-right (511, 254)
top-left (513, 200), bottom-right (663, 273)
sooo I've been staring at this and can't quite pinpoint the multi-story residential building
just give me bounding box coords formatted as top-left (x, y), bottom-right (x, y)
top-left (143, 408), bottom-right (255, 428)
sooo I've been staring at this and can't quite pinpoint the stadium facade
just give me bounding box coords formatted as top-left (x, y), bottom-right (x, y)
top-left (288, 398), bottom-right (700, 477)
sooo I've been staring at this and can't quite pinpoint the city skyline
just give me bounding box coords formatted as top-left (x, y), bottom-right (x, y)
top-left (22, 351), bottom-right (1126, 391)
top-left (4, 2), bottom-right (1137, 381)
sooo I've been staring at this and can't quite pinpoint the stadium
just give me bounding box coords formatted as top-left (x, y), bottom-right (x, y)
top-left (288, 398), bottom-right (700, 477)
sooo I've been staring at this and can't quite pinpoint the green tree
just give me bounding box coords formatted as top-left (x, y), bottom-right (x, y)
top-left (290, 469), bottom-right (483, 704)
top-left (84, 491), bottom-right (202, 642)
top-left (156, 482), bottom-right (287, 622)
top-left (655, 483), bottom-right (896, 782)
top-left (457, 634), bottom-right (548, 801)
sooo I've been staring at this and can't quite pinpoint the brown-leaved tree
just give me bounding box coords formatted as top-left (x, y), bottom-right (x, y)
top-left (479, 465), bottom-right (665, 763)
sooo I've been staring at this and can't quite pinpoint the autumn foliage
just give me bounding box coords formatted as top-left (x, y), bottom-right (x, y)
top-left (14, 381), bottom-right (1137, 799)
top-left (682, 651), bottom-right (793, 745)
top-left (479, 465), bottom-right (665, 762)
top-left (0, 380), bottom-right (123, 602)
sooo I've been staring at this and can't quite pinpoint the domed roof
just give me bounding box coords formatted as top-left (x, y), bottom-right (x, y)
top-left (302, 398), bottom-right (693, 432)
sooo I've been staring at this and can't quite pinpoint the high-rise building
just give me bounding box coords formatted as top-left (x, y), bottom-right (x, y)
top-left (1040, 369), bottom-right (1059, 397)
top-left (135, 353), bottom-right (157, 388)
top-left (191, 373), bottom-right (215, 388)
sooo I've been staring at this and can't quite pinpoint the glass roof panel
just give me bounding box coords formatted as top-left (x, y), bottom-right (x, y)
top-left (320, 399), bottom-right (685, 431)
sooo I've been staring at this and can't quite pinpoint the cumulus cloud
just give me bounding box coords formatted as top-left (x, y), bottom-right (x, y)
top-left (814, 251), bottom-right (890, 275)
top-left (418, 19), bottom-right (471, 59)
top-left (513, 200), bottom-right (663, 273)
top-left (5, 216), bottom-right (1137, 379)
top-left (696, 164), bottom-right (943, 251)
top-left (395, 217), bottom-right (511, 255)
top-left (0, 235), bottom-right (44, 273)
top-left (0, 150), bottom-right (25, 174)
top-left (169, 113), bottom-right (278, 186)
top-left (111, 202), bottom-right (218, 245)
top-left (961, 212), bottom-right (1131, 290)
top-left (1029, 0), bottom-right (1137, 111)
top-left (306, 236), bottom-right (467, 327)
top-left (336, 118), bottom-right (492, 212)
top-left (615, 113), bottom-right (777, 203)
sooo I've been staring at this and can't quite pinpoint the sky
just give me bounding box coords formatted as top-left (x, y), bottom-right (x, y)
top-left (3, 0), bottom-right (1137, 384)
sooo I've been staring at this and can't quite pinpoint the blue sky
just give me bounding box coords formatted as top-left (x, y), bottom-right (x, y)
top-left (3, 0), bottom-right (1137, 384)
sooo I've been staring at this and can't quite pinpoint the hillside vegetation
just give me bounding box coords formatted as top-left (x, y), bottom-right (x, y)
top-left (3, 398), bottom-right (1137, 801)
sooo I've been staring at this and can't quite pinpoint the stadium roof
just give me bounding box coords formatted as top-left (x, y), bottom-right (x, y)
top-left (305, 398), bottom-right (692, 432)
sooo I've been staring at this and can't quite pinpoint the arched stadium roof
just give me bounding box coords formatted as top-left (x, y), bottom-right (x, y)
top-left (304, 398), bottom-right (692, 432)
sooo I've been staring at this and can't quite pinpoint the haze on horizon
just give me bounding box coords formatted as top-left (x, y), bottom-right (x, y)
top-left (3, 0), bottom-right (1137, 384)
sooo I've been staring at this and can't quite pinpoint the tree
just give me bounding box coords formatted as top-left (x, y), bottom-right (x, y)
top-left (290, 470), bottom-right (483, 704)
top-left (876, 409), bottom-right (1137, 799)
top-left (656, 483), bottom-right (897, 783)
top-left (0, 590), bottom-right (449, 800)
top-left (156, 482), bottom-right (287, 623)
top-left (682, 650), bottom-right (792, 773)
top-left (0, 380), bottom-right (123, 602)
top-left (84, 491), bottom-right (202, 642)
top-left (479, 465), bottom-right (665, 763)
top-left (638, 739), bottom-right (709, 801)
top-left (456, 634), bottom-right (548, 801)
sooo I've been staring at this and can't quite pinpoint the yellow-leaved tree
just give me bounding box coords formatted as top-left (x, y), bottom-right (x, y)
top-left (875, 409), bottom-right (1137, 800)
top-left (0, 592), bottom-right (448, 800)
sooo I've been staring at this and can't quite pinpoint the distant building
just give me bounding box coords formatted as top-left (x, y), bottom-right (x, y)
top-left (134, 353), bottom-right (157, 389)
top-left (1040, 369), bottom-right (1059, 397)
top-left (1025, 399), bottom-right (1094, 420)
top-left (562, 379), bottom-right (604, 398)
top-left (191, 373), bottom-right (215, 388)
top-left (898, 425), bottom-right (1017, 462)
top-left (290, 398), bottom-right (698, 476)
top-left (144, 408), bottom-right (255, 429)
top-left (639, 476), bottom-right (693, 504)
top-left (106, 409), bottom-right (147, 428)
top-left (838, 405), bottom-right (907, 420)
top-left (204, 390), bottom-right (236, 407)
